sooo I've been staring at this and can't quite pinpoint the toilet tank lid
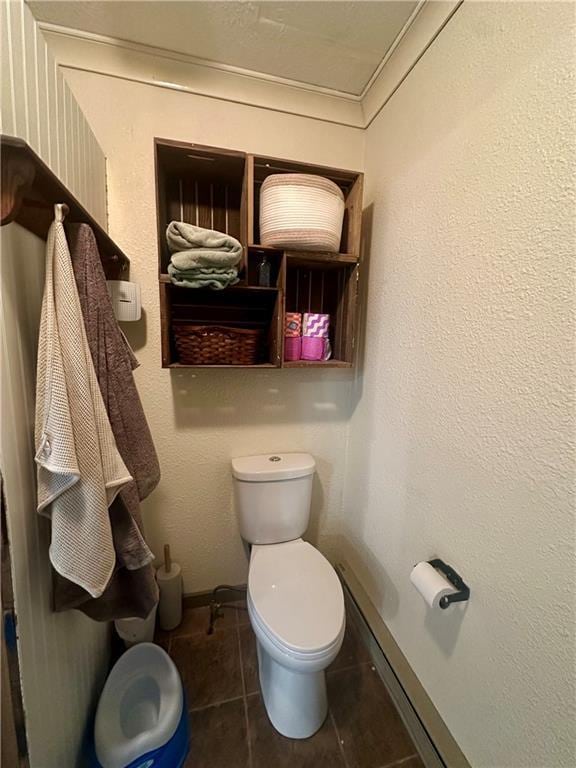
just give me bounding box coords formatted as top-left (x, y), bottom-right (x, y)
top-left (232, 453), bottom-right (315, 481)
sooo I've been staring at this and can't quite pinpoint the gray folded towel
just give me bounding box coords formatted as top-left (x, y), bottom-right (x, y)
top-left (167, 263), bottom-right (239, 290)
top-left (167, 222), bottom-right (243, 269)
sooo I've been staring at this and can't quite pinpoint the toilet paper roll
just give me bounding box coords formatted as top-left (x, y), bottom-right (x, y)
top-left (301, 336), bottom-right (324, 361)
top-left (410, 561), bottom-right (456, 609)
top-left (157, 553), bottom-right (183, 631)
top-left (284, 336), bottom-right (302, 361)
top-left (284, 312), bottom-right (302, 337)
top-left (303, 313), bottom-right (330, 338)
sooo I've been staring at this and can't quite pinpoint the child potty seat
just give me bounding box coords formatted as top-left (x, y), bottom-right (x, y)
top-left (92, 643), bottom-right (189, 768)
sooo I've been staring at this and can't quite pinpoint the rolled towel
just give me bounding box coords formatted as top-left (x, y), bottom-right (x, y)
top-left (167, 222), bottom-right (243, 269)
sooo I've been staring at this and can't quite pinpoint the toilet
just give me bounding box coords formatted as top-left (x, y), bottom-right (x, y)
top-left (232, 453), bottom-right (345, 739)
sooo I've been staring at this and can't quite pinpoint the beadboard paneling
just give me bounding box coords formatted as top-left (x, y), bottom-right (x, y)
top-left (0, 0), bottom-right (108, 228)
top-left (1, 2), bottom-right (112, 764)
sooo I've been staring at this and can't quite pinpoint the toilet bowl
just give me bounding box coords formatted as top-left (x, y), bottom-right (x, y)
top-left (248, 539), bottom-right (345, 738)
top-left (92, 643), bottom-right (189, 768)
top-left (232, 452), bottom-right (345, 739)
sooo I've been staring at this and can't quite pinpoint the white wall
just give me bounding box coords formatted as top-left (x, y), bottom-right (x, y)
top-left (61, 67), bottom-right (365, 593)
top-left (1, 3), bottom-right (113, 765)
top-left (343, 3), bottom-right (575, 767)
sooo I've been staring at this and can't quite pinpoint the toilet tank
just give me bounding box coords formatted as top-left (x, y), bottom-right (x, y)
top-left (231, 453), bottom-right (315, 545)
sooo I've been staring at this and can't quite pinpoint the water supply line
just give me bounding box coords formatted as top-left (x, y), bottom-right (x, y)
top-left (208, 584), bottom-right (247, 634)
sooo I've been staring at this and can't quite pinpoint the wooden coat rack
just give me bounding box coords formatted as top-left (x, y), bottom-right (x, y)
top-left (1, 134), bottom-right (129, 278)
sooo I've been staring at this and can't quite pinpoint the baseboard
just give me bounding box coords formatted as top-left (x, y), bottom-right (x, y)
top-left (337, 561), bottom-right (471, 768)
top-left (183, 584), bottom-right (247, 609)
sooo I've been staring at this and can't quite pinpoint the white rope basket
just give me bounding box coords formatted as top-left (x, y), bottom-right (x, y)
top-left (260, 173), bottom-right (345, 253)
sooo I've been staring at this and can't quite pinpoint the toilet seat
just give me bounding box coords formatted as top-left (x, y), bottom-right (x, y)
top-left (248, 539), bottom-right (345, 657)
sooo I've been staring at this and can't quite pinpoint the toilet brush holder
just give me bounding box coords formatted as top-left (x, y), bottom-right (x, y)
top-left (157, 545), bottom-right (183, 631)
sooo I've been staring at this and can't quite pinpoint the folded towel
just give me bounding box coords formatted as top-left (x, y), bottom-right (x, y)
top-left (35, 205), bottom-right (132, 599)
top-left (170, 247), bottom-right (242, 270)
top-left (167, 222), bottom-right (243, 269)
top-left (168, 265), bottom-right (239, 279)
top-left (168, 263), bottom-right (239, 290)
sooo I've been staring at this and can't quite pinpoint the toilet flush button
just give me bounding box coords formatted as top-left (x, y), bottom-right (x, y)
top-left (269, 456), bottom-right (281, 462)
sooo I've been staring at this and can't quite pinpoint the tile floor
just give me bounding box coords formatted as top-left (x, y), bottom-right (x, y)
top-left (157, 601), bottom-right (424, 768)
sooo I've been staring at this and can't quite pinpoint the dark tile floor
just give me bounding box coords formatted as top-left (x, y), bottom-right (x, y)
top-left (156, 601), bottom-right (424, 768)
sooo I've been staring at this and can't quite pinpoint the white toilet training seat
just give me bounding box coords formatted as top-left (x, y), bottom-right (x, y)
top-left (248, 539), bottom-right (345, 658)
top-left (95, 643), bottom-right (183, 768)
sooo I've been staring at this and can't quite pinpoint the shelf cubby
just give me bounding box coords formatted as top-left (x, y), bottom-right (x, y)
top-left (155, 139), bottom-right (246, 275)
top-left (245, 247), bottom-right (284, 288)
top-left (159, 282), bottom-right (282, 367)
top-left (155, 138), bottom-right (363, 369)
top-left (249, 154), bottom-right (363, 257)
top-left (284, 254), bottom-right (358, 367)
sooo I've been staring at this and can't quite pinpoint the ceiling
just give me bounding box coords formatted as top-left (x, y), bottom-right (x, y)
top-left (28, 1), bottom-right (420, 96)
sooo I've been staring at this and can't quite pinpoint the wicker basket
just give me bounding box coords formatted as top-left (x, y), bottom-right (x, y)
top-left (173, 323), bottom-right (265, 365)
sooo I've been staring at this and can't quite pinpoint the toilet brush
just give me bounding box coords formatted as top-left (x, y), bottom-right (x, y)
top-left (157, 545), bottom-right (183, 631)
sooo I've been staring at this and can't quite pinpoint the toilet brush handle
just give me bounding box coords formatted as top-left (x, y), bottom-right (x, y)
top-left (164, 544), bottom-right (172, 574)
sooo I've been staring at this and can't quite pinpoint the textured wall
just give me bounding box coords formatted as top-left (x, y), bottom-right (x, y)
top-left (61, 68), bottom-right (364, 593)
top-left (1, 224), bottom-right (111, 768)
top-left (0, 0), bottom-right (108, 227)
top-left (343, 3), bottom-right (575, 767)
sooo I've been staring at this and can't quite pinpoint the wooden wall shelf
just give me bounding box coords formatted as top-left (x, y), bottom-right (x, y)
top-left (155, 138), bottom-right (363, 369)
top-left (0, 135), bottom-right (129, 278)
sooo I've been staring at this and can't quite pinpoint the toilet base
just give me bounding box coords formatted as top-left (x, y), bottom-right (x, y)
top-left (257, 641), bottom-right (328, 739)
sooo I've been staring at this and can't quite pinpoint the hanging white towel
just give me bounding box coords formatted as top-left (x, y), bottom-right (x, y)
top-left (35, 204), bottom-right (132, 598)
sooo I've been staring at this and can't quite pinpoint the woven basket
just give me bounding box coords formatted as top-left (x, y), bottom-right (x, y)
top-left (173, 324), bottom-right (264, 365)
top-left (260, 173), bottom-right (345, 253)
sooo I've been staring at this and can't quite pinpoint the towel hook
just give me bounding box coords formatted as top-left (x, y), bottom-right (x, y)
top-left (54, 203), bottom-right (70, 222)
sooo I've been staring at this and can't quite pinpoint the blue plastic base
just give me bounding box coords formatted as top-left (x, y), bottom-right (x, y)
top-left (88, 699), bottom-right (190, 768)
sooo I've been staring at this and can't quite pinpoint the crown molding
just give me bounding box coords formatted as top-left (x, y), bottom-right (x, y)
top-left (38, 22), bottom-right (365, 129)
top-left (38, 1), bottom-right (463, 131)
top-left (359, 0), bottom-right (427, 100)
top-left (362, 0), bottom-right (463, 127)
top-left (38, 21), bottom-right (366, 102)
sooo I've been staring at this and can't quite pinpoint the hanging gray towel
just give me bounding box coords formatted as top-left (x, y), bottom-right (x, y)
top-left (52, 222), bottom-right (161, 621)
top-left (35, 205), bottom-right (132, 598)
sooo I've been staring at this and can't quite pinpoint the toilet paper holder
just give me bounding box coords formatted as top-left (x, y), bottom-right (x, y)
top-left (428, 559), bottom-right (470, 609)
